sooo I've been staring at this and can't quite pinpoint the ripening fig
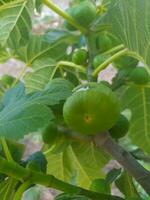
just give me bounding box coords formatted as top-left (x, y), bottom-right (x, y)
top-left (63, 83), bottom-right (120, 135)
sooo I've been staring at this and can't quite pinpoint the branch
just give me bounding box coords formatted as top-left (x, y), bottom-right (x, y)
top-left (0, 156), bottom-right (124, 200)
top-left (94, 132), bottom-right (150, 195)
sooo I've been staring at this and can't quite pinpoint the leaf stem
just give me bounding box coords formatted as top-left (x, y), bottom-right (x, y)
top-left (0, 156), bottom-right (124, 200)
top-left (12, 64), bottom-right (28, 87)
top-left (13, 180), bottom-right (31, 200)
top-left (103, 44), bottom-right (125, 55)
top-left (92, 48), bottom-right (128, 77)
top-left (42, 0), bottom-right (86, 34)
top-left (1, 137), bottom-right (13, 162)
top-left (50, 61), bottom-right (86, 80)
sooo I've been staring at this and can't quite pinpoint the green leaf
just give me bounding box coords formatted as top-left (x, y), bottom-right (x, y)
top-left (2, 82), bottom-right (25, 106)
top-left (0, 79), bottom-right (73, 139)
top-left (24, 57), bottom-right (55, 92)
top-left (28, 78), bottom-right (74, 106)
top-left (46, 141), bottom-right (109, 189)
top-left (22, 30), bottom-right (78, 92)
top-left (0, 0), bottom-right (33, 47)
top-left (43, 29), bottom-right (77, 44)
top-left (4, 78), bottom-right (73, 107)
top-left (90, 179), bottom-right (111, 194)
top-left (0, 0), bottom-right (16, 5)
top-left (26, 151), bottom-right (47, 173)
top-left (106, 168), bottom-right (122, 184)
top-left (0, 178), bottom-right (18, 200)
top-left (0, 46), bottom-right (10, 63)
top-left (112, 66), bottom-right (135, 90)
top-left (0, 102), bottom-right (54, 139)
top-left (100, 0), bottom-right (150, 66)
top-left (55, 193), bottom-right (91, 200)
top-left (0, 139), bottom-right (25, 162)
top-left (17, 30), bottom-right (77, 63)
top-left (35, 0), bottom-right (42, 13)
top-left (115, 171), bottom-right (138, 198)
top-left (118, 85), bottom-right (150, 154)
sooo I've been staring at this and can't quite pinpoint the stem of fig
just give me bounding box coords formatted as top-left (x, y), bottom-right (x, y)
top-left (102, 44), bottom-right (125, 55)
top-left (92, 48), bottom-right (128, 77)
top-left (50, 61), bottom-right (86, 80)
top-left (12, 64), bottom-right (28, 87)
top-left (42, 0), bottom-right (86, 34)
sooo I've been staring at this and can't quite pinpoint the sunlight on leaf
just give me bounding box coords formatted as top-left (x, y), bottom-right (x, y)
top-left (118, 85), bottom-right (150, 154)
top-left (46, 142), bottom-right (109, 189)
top-left (0, 0), bottom-right (33, 47)
top-left (101, 0), bottom-right (150, 67)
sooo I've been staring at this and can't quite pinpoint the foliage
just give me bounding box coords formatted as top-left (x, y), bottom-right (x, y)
top-left (0, 0), bottom-right (150, 199)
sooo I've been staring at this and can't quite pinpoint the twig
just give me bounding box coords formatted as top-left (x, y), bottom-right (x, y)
top-left (0, 156), bottom-right (124, 200)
